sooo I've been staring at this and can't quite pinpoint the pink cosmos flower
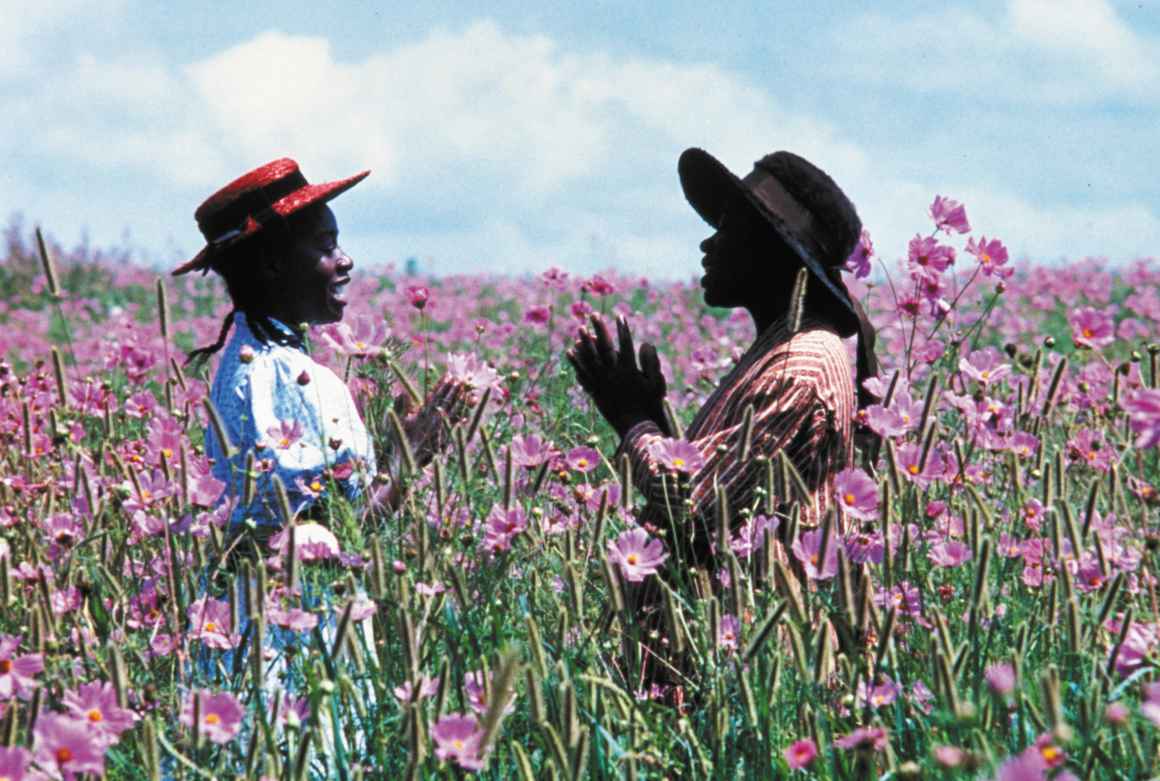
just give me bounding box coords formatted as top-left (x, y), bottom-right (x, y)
top-left (63, 681), bottom-right (136, 744)
top-left (895, 443), bottom-right (935, 488)
top-left (464, 669), bottom-right (516, 717)
top-left (833, 725), bottom-right (888, 751)
top-left (565, 446), bottom-right (601, 473)
top-left (907, 236), bottom-right (955, 275)
top-left (647, 438), bottom-right (705, 476)
top-left (0, 746), bottom-right (29, 781)
top-left (844, 228), bottom-right (873, 278)
top-left (1104, 702), bottom-right (1129, 726)
top-left (959, 348), bottom-right (1011, 386)
top-left (857, 677), bottom-right (901, 709)
top-left (985, 662), bottom-right (1016, 696)
top-left (318, 316), bottom-right (389, 357)
top-left (928, 539), bottom-right (973, 568)
top-left (523, 305), bottom-right (551, 325)
top-left (180, 690), bottom-right (244, 744)
top-left (33, 712), bottom-right (107, 778)
top-left (607, 528), bottom-right (668, 582)
top-left (992, 752), bottom-right (1048, 781)
top-left (930, 195), bottom-right (971, 234)
top-left (186, 597), bottom-right (240, 650)
top-left (1070, 307), bottom-right (1115, 350)
top-left (431, 713), bottom-right (486, 771)
top-left (583, 274), bottom-right (615, 296)
top-left (266, 606), bottom-right (320, 632)
top-left (1140, 682), bottom-right (1160, 726)
top-left (509, 435), bottom-right (555, 468)
top-left (791, 529), bottom-right (839, 581)
top-left (1123, 388), bottom-right (1160, 449)
top-left (406, 285), bottom-right (430, 310)
top-left (445, 353), bottom-right (502, 391)
top-left (393, 675), bottom-right (440, 704)
top-left (784, 738), bottom-right (818, 769)
top-left (483, 505), bottom-right (528, 553)
top-left (0, 635), bottom-right (44, 699)
top-left (718, 614), bottom-right (741, 651)
top-left (834, 467), bottom-right (879, 521)
top-left (843, 529), bottom-right (885, 565)
top-left (933, 745), bottom-right (965, 768)
top-left (266, 419), bottom-right (304, 450)
top-left (966, 236), bottom-right (1012, 278)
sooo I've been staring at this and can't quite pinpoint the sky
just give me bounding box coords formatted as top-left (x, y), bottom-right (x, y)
top-left (2, 0), bottom-right (1158, 279)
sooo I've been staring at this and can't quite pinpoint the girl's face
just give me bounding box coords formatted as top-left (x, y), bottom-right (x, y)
top-left (275, 205), bottom-right (354, 325)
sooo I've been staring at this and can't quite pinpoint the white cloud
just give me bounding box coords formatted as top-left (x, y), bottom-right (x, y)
top-left (5, 13), bottom-right (1158, 278)
top-left (833, 0), bottom-right (1159, 105)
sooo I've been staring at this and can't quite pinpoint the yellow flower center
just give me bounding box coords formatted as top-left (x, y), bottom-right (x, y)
top-left (1, 660), bottom-right (13, 674)
top-left (576, 458), bottom-right (588, 468)
top-left (56, 747), bottom-right (73, 764)
top-left (355, 341), bottom-right (366, 350)
top-left (452, 738), bottom-right (465, 750)
top-left (672, 457), bottom-right (685, 468)
top-left (843, 492), bottom-right (856, 505)
top-left (981, 252), bottom-right (991, 265)
top-left (204, 713), bottom-right (221, 725)
top-left (981, 370), bottom-right (990, 380)
top-left (279, 437), bottom-right (291, 448)
top-left (907, 464), bottom-right (920, 475)
top-left (626, 554), bottom-right (639, 566)
top-left (204, 621), bottom-right (217, 633)
top-left (1040, 745), bottom-right (1060, 762)
top-left (310, 480), bottom-right (323, 492)
top-left (88, 708), bottom-right (103, 722)
top-left (162, 448), bottom-right (174, 459)
top-left (1082, 328), bottom-right (1094, 339)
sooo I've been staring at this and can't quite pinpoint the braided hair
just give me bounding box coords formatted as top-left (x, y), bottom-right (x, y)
top-left (184, 211), bottom-right (313, 369)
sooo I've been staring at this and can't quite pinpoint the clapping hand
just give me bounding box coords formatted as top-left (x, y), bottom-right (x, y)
top-left (566, 315), bottom-right (671, 438)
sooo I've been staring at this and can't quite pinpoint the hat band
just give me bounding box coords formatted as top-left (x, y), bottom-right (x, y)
top-left (197, 169), bottom-right (310, 245)
top-left (742, 167), bottom-right (835, 267)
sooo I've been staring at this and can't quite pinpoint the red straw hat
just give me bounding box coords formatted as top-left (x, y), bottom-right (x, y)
top-left (172, 158), bottom-right (369, 276)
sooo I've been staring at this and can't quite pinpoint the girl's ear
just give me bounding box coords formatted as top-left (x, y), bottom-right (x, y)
top-left (255, 242), bottom-right (284, 282)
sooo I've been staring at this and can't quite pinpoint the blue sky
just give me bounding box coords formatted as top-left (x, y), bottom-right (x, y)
top-left (3, 0), bottom-right (1157, 278)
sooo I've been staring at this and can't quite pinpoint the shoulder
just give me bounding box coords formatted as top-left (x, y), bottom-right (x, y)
top-left (767, 324), bottom-right (854, 406)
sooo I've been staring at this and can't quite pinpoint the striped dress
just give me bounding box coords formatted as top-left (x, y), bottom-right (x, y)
top-left (620, 314), bottom-right (855, 564)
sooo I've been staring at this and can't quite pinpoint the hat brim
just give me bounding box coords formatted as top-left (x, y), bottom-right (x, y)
top-left (172, 170), bottom-right (370, 276)
top-left (678, 147), bottom-right (859, 332)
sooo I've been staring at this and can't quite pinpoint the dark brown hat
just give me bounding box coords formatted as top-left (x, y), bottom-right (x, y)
top-left (678, 147), bottom-right (878, 405)
top-left (678, 148), bottom-right (864, 335)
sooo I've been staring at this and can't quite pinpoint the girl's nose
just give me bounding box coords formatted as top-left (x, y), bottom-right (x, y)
top-left (700, 233), bottom-right (716, 253)
top-left (337, 249), bottom-right (354, 273)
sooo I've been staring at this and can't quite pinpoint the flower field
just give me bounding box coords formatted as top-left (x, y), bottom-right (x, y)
top-left (0, 201), bottom-right (1158, 780)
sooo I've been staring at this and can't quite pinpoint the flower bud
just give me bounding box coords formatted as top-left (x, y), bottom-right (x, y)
top-left (1043, 336), bottom-right (1055, 349)
top-left (239, 345), bottom-right (255, 364)
top-left (297, 370), bottom-right (311, 385)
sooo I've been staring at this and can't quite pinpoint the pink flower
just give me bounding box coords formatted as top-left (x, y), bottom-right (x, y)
top-left (1104, 702), bottom-right (1129, 726)
top-left (718, 614), bottom-right (741, 651)
top-left (186, 597), bottom-right (240, 650)
top-left (483, 505), bottom-right (528, 553)
top-left (928, 539), bottom-right (973, 568)
top-left (844, 228), bottom-right (873, 278)
top-left (1070, 307), bottom-right (1115, 350)
top-left (784, 738), bottom-right (818, 769)
top-left (833, 725), bottom-right (888, 752)
top-left (463, 669), bottom-right (516, 717)
top-left (791, 529), bottom-right (839, 581)
top-left (966, 236), bottom-right (1013, 278)
top-left (834, 467), bottom-right (879, 521)
top-left (267, 606), bottom-right (319, 632)
top-left (0, 635), bottom-right (43, 699)
top-left (33, 712), bottom-right (107, 778)
top-left (318, 316), bottom-right (389, 357)
top-left (583, 274), bottom-right (615, 296)
top-left (393, 675), bottom-right (440, 704)
top-left (959, 348), bottom-right (1011, 386)
top-left (607, 528), bottom-right (668, 582)
top-left (1123, 388), bottom-right (1160, 449)
top-left (265, 419), bottom-right (304, 450)
top-left (63, 681), bottom-right (136, 744)
top-left (0, 746), bottom-right (29, 780)
top-left (993, 752), bottom-right (1048, 781)
top-left (930, 195), bottom-right (971, 234)
top-left (565, 446), bottom-right (601, 473)
top-left (647, 438), bottom-right (705, 476)
top-left (523, 305), bottom-right (551, 325)
top-left (432, 713), bottom-right (486, 771)
top-left (406, 285), bottom-right (430, 310)
top-left (509, 435), bottom-right (555, 468)
top-left (985, 662), bottom-right (1016, 696)
top-left (445, 353), bottom-right (502, 392)
top-left (907, 236), bottom-right (955, 275)
top-left (180, 690), bottom-right (244, 744)
top-left (1140, 681), bottom-right (1160, 726)
top-left (933, 745), bottom-right (965, 768)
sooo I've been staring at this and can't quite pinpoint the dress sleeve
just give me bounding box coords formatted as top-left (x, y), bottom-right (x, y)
top-left (620, 372), bottom-right (834, 560)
